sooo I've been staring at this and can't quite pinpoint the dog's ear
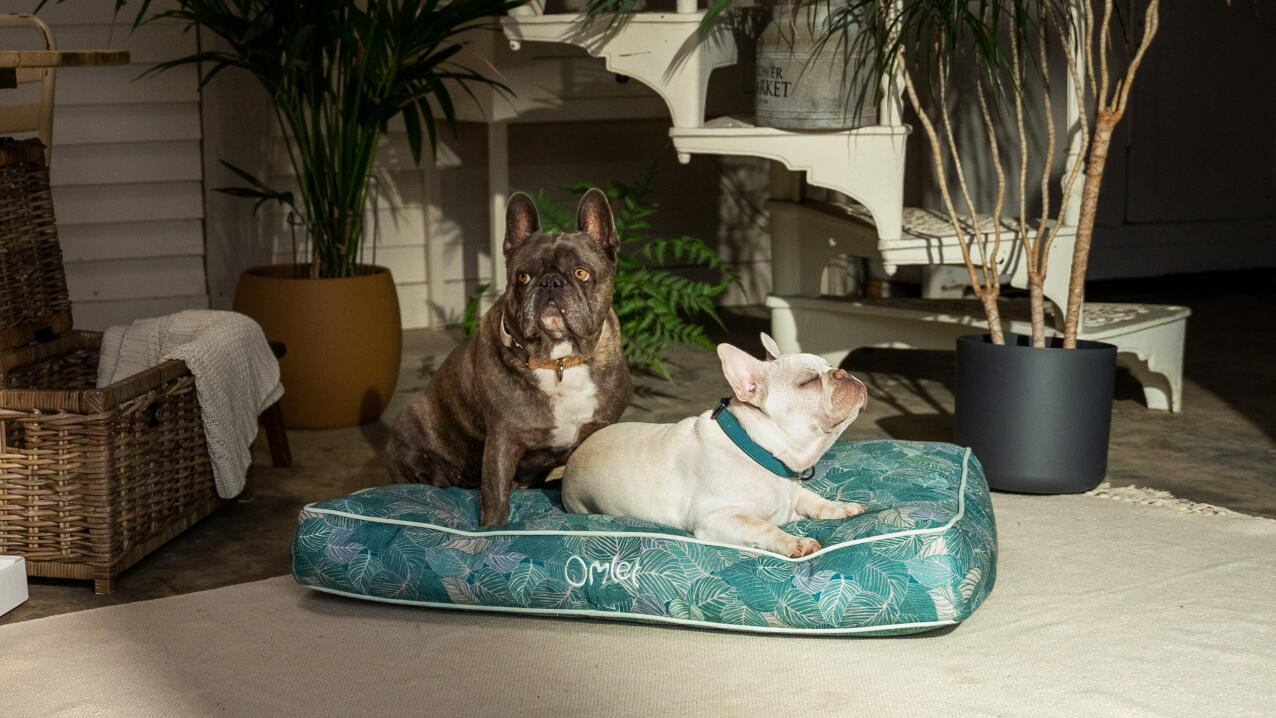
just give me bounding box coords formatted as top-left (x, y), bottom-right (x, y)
top-left (718, 343), bottom-right (768, 405)
top-left (759, 333), bottom-right (782, 361)
top-left (575, 188), bottom-right (619, 259)
top-left (504, 192), bottom-right (541, 257)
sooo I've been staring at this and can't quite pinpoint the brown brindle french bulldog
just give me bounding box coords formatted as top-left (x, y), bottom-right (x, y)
top-left (386, 188), bottom-right (632, 525)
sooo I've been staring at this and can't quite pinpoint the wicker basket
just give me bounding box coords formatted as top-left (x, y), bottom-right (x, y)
top-left (0, 138), bottom-right (219, 594)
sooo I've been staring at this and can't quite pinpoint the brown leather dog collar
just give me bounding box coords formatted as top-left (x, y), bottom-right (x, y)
top-left (527, 355), bottom-right (585, 381)
top-left (501, 317), bottom-right (585, 381)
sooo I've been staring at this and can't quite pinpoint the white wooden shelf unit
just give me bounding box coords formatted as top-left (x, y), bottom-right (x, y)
top-left (499, 5), bottom-right (1190, 412)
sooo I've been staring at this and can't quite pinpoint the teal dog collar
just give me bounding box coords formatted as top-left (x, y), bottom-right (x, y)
top-left (711, 397), bottom-right (815, 481)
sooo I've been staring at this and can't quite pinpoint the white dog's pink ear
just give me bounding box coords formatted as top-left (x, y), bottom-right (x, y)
top-left (759, 333), bottom-right (781, 361)
top-left (718, 343), bottom-right (767, 404)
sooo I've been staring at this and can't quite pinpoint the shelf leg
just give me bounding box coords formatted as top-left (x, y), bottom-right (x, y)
top-left (769, 164), bottom-right (806, 297)
top-left (488, 120), bottom-right (510, 308)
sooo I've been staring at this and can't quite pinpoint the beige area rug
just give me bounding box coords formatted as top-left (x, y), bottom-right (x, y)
top-left (3, 492), bottom-right (1274, 718)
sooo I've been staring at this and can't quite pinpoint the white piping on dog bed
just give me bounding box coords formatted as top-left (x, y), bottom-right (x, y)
top-left (302, 584), bottom-right (959, 636)
top-left (300, 448), bottom-right (973, 563)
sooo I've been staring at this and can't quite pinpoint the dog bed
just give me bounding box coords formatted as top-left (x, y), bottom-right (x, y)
top-left (291, 440), bottom-right (997, 635)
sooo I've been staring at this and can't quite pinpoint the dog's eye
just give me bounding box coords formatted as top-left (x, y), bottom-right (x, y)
top-left (800, 374), bottom-right (820, 387)
top-left (517, 271), bottom-right (531, 285)
top-left (574, 268), bottom-right (590, 281)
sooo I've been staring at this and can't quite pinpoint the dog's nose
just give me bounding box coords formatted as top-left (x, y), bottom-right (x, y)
top-left (831, 368), bottom-right (867, 408)
top-left (540, 273), bottom-right (565, 289)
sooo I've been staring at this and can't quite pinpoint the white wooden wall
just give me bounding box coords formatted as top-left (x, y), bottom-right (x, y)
top-left (9, 3), bottom-right (208, 331)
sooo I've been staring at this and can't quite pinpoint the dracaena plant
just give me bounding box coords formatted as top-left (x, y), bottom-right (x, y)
top-left (43, 0), bottom-right (523, 279)
top-left (854, 0), bottom-right (1174, 348)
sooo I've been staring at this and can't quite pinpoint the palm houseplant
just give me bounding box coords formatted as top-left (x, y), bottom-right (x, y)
top-left (60, 0), bottom-right (523, 427)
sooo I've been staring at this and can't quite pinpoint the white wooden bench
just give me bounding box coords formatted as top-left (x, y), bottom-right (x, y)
top-left (766, 295), bottom-right (1190, 412)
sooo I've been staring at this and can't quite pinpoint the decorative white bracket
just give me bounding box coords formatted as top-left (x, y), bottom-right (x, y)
top-left (670, 118), bottom-right (911, 242)
top-left (500, 10), bottom-right (912, 244)
top-left (500, 12), bottom-right (738, 128)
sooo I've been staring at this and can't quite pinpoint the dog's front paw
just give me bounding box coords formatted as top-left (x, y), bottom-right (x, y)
top-left (480, 501), bottom-right (510, 527)
top-left (788, 537), bottom-right (821, 558)
top-left (815, 502), bottom-right (867, 520)
top-left (837, 502), bottom-right (868, 518)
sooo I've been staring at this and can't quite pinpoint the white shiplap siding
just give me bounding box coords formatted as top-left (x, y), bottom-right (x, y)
top-left (19, 6), bottom-right (209, 331)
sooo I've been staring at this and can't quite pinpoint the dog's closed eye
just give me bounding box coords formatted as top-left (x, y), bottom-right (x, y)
top-left (798, 373), bottom-right (820, 388)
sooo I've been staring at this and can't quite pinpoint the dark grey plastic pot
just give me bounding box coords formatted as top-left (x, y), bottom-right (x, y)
top-left (954, 333), bottom-right (1117, 493)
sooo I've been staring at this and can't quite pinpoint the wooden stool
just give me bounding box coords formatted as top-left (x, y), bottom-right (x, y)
top-left (238, 342), bottom-right (291, 504)
top-left (262, 340), bottom-right (292, 467)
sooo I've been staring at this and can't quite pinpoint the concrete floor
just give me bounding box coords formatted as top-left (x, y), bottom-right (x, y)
top-left (3, 269), bottom-right (1273, 625)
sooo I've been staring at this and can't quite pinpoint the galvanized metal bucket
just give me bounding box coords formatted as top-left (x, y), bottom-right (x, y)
top-left (755, 3), bottom-right (876, 130)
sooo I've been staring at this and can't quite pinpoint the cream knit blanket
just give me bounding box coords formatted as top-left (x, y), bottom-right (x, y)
top-left (96, 310), bottom-right (284, 499)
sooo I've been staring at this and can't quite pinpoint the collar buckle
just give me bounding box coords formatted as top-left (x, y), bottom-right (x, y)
top-left (711, 396), bottom-right (731, 419)
top-left (556, 357), bottom-right (566, 381)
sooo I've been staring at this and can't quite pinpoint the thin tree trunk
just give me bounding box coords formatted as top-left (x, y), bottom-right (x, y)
top-left (1063, 110), bottom-right (1118, 348)
top-left (979, 276), bottom-right (1000, 346)
top-left (1063, 0), bottom-right (1160, 348)
top-left (982, 293), bottom-right (1005, 345)
top-left (310, 231), bottom-right (322, 279)
top-left (899, 63), bottom-right (1005, 344)
top-left (1029, 274), bottom-right (1046, 346)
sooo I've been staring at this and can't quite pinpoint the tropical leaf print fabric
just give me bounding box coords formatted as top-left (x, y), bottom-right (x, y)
top-left (291, 441), bottom-right (997, 635)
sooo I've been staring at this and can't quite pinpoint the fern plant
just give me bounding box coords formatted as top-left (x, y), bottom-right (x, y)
top-left (461, 163), bottom-right (741, 381)
top-left (447, 283), bottom-right (490, 337)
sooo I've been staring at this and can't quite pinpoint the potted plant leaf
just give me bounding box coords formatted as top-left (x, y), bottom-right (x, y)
top-left (47, 0), bottom-right (524, 427)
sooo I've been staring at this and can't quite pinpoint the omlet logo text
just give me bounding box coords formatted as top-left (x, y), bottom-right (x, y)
top-left (563, 555), bottom-right (640, 589)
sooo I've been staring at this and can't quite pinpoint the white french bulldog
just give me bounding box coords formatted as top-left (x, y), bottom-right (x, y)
top-left (562, 333), bottom-right (869, 558)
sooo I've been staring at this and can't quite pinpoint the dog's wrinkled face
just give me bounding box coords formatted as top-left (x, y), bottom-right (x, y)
top-left (718, 333), bottom-right (868, 441)
top-left (502, 189), bottom-right (618, 345)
